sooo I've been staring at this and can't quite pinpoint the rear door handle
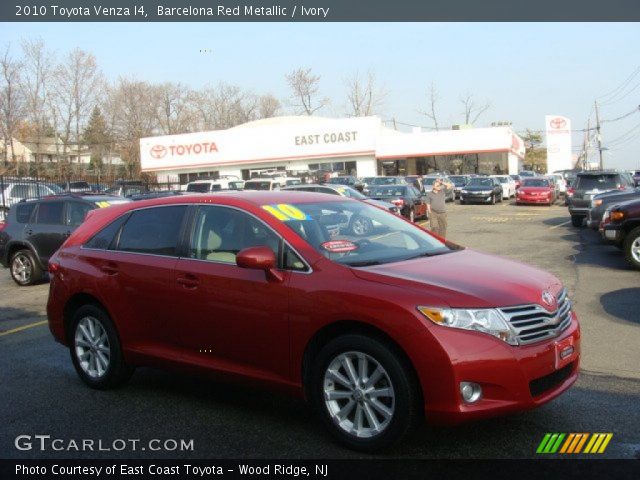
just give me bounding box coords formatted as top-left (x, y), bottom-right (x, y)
top-left (100, 262), bottom-right (118, 276)
top-left (25, 229), bottom-right (33, 235)
top-left (62, 230), bottom-right (72, 238)
top-left (177, 275), bottom-right (199, 289)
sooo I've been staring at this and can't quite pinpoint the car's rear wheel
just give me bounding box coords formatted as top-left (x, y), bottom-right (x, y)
top-left (70, 305), bottom-right (134, 389)
top-left (571, 215), bottom-right (584, 227)
top-left (10, 249), bottom-right (42, 286)
top-left (311, 334), bottom-right (420, 452)
top-left (623, 227), bottom-right (640, 270)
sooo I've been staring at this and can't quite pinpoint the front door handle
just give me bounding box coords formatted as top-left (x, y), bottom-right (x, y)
top-left (177, 275), bottom-right (199, 289)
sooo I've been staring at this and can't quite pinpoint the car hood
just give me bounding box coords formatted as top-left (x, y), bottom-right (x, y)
top-left (463, 185), bottom-right (495, 191)
top-left (350, 249), bottom-right (562, 309)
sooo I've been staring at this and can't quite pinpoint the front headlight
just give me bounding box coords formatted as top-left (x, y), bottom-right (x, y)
top-left (592, 199), bottom-right (603, 207)
top-left (417, 306), bottom-right (518, 345)
top-left (461, 190), bottom-right (468, 194)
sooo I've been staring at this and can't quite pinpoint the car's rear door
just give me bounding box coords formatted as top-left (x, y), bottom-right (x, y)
top-left (172, 205), bottom-right (292, 381)
top-left (25, 200), bottom-right (68, 266)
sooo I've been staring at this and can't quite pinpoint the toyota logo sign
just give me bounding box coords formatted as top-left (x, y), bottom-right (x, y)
top-left (550, 117), bottom-right (567, 129)
top-left (150, 145), bottom-right (167, 159)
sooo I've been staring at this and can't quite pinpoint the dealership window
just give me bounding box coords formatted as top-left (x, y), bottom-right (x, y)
top-left (117, 206), bottom-right (187, 256)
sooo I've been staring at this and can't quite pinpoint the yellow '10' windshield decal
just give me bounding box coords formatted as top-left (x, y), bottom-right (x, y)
top-left (95, 201), bottom-right (111, 208)
top-left (262, 204), bottom-right (310, 221)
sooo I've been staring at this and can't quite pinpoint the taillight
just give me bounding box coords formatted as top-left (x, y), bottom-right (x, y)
top-left (0, 222), bottom-right (6, 231)
top-left (567, 187), bottom-right (575, 197)
top-left (391, 199), bottom-right (405, 207)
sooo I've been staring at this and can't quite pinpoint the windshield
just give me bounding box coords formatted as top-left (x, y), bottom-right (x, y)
top-left (327, 177), bottom-right (353, 185)
top-left (522, 179), bottom-right (549, 187)
top-left (495, 176), bottom-right (509, 183)
top-left (244, 181), bottom-right (273, 191)
top-left (368, 186), bottom-right (407, 197)
top-left (575, 175), bottom-right (619, 191)
top-left (262, 200), bottom-right (452, 266)
top-left (334, 186), bottom-right (366, 199)
top-left (187, 183), bottom-right (213, 193)
top-left (422, 177), bottom-right (439, 186)
top-left (370, 177), bottom-right (405, 185)
top-left (467, 178), bottom-right (493, 187)
top-left (285, 179), bottom-right (302, 186)
top-left (449, 176), bottom-right (467, 186)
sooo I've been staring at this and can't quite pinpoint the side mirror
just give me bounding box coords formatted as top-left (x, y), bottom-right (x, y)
top-left (236, 246), bottom-right (283, 282)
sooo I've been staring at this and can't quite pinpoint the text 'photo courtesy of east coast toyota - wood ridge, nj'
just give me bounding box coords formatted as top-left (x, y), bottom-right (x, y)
top-left (0, 1), bottom-right (640, 479)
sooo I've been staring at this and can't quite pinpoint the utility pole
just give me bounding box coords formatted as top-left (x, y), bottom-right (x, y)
top-left (582, 119), bottom-right (589, 170)
top-left (594, 101), bottom-right (603, 170)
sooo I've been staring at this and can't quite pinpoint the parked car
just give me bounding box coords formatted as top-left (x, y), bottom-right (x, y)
top-left (104, 181), bottom-right (149, 197)
top-left (516, 178), bottom-right (557, 206)
top-left (366, 184), bottom-right (427, 222)
top-left (567, 171), bottom-right (636, 227)
top-left (282, 184), bottom-right (400, 219)
top-left (632, 170), bottom-right (640, 186)
top-left (518, 170), bottom-right (538, 178)
top-left (228, 180), bottom-right (245, 190)
top-left (326, 176), bottom-right (362, 191)
top-left (186, 179), bottom-right (229, 193)
top-left (546, 174), bottom-right (567, 195)
top-left (600, 198), bottom-right (640, 269)
top-left (421, 176), bottom-right (455, 202)
top-left (449, 175), bottom-right (470, 199)
top-left (0, 195), bottom-right (130, 285)
top-left (509, 174), bottom-right (522, 190)
top-left (459, 177), bottom-right (503, 204)
top-left (243, 179), bottom-right (283, 191)
top-left (586, 187), bottom-right (640, 229)
top-left (491, 175), bottom-right (517, 199)
top-left (46, 192), bottom-right (580, 451)
top-left (0, 182), bottom-right (57, 221)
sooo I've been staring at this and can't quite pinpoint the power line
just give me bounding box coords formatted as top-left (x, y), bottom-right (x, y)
top-left (601, 105), bottom-right (640, 123)
top-left (597, 66), bottom-right (640, 104)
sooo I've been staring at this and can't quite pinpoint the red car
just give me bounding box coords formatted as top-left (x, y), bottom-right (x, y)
top-left (516, 178), bottom-right (556, 206)
top-left (47, 192), bottom-right (580, 451)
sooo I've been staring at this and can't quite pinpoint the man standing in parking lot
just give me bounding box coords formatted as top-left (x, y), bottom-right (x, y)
top-left (427, 178), bottom-right (448, 238)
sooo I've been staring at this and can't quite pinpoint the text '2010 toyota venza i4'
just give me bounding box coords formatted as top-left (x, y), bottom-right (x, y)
top-left (46, 191), bottom-right (580, 452)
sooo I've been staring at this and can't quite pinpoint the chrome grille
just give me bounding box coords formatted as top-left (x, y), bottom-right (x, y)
top-left (499, 288), bottom-right (572, 345)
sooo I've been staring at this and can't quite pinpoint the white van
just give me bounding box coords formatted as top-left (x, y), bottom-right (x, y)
top-left (243, 179), bottom-right (283, 191)
top-left (186, 179), bottom-right (231, 193)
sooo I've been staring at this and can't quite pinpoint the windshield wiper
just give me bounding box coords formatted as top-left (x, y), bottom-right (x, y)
top-left (344, 260), bottom-right (385, 267)
top-left (404, 250), bottom-right (452, 261)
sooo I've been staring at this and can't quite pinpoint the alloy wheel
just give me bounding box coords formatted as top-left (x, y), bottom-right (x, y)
top-left (74, 316), bottom-right (111, 378)
top-left (11, 253), bottom-right (32, 284)
top-left (631, 237), bottom-right (640, 263)
top-left (323, 351), bottom-right (395, 438)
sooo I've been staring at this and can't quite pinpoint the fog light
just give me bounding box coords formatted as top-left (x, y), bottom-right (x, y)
top-left (460, 382), bottom-right (482, 403)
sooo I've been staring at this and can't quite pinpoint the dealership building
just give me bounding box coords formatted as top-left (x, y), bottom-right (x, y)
top-left (140, 116), bottom-right (525, 184)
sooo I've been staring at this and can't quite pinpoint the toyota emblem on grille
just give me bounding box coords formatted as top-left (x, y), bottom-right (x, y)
top-left (541, 291), bottom-right (555, 308)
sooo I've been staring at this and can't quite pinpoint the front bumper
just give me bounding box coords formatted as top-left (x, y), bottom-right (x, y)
top-left (568, 206), bottom-right (590, 216)
top-left (517, 195), bottom-right (551, 204)
top-left (411, 313), bottom-right (581, 425)
top-left (460, 193), bottom-right (493, 203)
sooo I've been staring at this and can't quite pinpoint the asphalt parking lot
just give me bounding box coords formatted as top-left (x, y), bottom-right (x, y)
top-left (1, 199), bottom-right (639, 459)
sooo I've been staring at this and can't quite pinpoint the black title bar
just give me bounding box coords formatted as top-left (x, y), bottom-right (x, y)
top-left (1, 0), bottom-right (640, 22)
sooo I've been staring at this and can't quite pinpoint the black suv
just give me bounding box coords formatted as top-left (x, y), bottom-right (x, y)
top-left (601, 198), bottom-right (640, 270)
top-left (567, 171), bottom-right (635, 227)
top-left (0, 195), bottom-right (129, 285)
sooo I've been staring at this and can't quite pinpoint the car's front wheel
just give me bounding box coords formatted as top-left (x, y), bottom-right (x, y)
top-left (623, 227), bottom-right (640, 270)
top-left (311, 334), bottom-right (421, 452)
top-left (10, 249), bottom-right (42, 286)
top-left (70, 305), bottom-right (134, 389)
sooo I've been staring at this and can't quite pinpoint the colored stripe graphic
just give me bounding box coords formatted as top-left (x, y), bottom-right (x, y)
top-left (539, 433), bottom-right (613, 454)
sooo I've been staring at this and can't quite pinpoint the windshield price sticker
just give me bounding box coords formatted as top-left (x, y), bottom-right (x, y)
top-left (321, 240), bottom-right (358, 253)
top-left (262, 204), bottom-right (310, 221)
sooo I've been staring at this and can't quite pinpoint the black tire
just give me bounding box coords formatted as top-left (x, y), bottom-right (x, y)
top-left (623, 227), bottom-right (640, 270)
top-left (69, 305), bottom-right (134, 390)
top-left (460, 199), bottom-right (466, 205)
top-left (310, 334), bottom-right (421, 452)
top-left (571, 215), bottom-right (584, 228)
top-left (10, 249), bottom-right (43, 286)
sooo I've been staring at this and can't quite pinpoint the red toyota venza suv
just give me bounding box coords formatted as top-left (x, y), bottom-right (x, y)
top-left (47, 191), bottom-right (580, 451)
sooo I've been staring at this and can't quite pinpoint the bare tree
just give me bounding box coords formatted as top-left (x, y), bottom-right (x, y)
top-left (345, 71), bottom-right (385, 117)
top-left (191, 83), bottom-right (261, 130)
top-left (285, 67), bottom-right (328, 116)
top-left (420, 82), bottom-right (440, 130)
top-left (21, 39), bottom-right (54, 149)
top-left (459, 93), bottom-right (491, 125)
top-left (0, 45), bottom-right (25, 168)
top-left (153, 82), bottom-right (195, 135)
top-left (257, 94), bottom-right (281, 119)
top-left (51, 48), bottom-right (102, 174)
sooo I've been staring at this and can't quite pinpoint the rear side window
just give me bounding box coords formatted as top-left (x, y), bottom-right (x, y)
top-left (117, 206), bottom-right (187, 256)
top-left (576, 175), bottom-right (618, 190)
top-left (67, 202), bottom-right (95, 226)
top-left (35, 202), bottom-right (64, 225)
top-left (186, 183), bottom-right (211, 193)
top-left (15, 204), bottom-right (36, 223)
top-left (85, 214), bottom-right (130, 250)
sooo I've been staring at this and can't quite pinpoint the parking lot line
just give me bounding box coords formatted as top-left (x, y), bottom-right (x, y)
top-left (0, 320), bottom-right (47, 337)
top-left (549, 220), bottom-right (572, 230)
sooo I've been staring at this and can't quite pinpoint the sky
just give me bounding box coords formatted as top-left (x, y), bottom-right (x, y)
top-left (1, 22), bottom-right (639, 170)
